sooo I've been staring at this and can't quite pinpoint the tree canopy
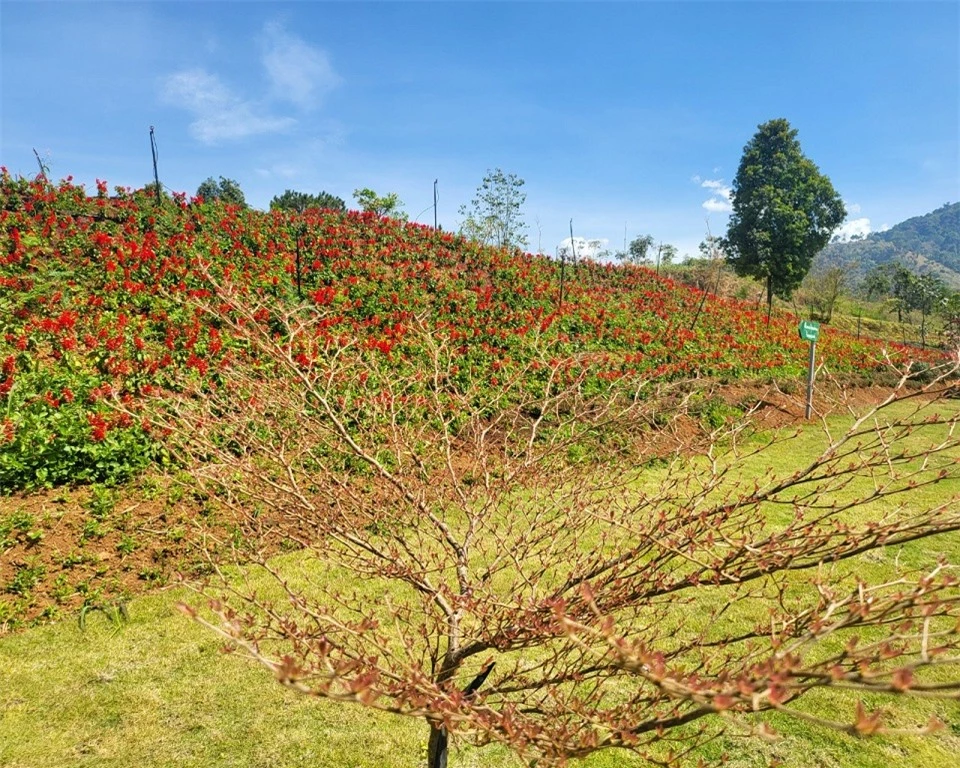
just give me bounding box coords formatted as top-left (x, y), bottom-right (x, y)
top-left (615, 236), bottom-right (677, 273)
top-left (270, 189), bottom-right (346, 213)
top-left (196, 176), bottom-right (247, 207)
top-left (458, 168), bottom-right (528, 250)
top-left (724, 118), bottom-right (845, 321)
top-left (352, 188), bottom-right (407, 220)
top-left (617, 234), bottom-right (654, 265)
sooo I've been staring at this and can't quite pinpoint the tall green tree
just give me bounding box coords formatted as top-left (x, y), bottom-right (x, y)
top-left (270, 189), bottom-right (346, 214)
top-left (458, 168), bottom-right (528, 250)
top-left (352, 188), bottom-right (407, 220)
top-left (863, 264), bottom-right (893, 301)
top-left (196, 176), bottom-right (247, 207)
top-left (724, 119), bottom-right (846, 322)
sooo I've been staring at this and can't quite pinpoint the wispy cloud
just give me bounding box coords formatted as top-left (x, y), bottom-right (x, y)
top-left (254, 162), bottom-right (300, 179)
top-left (160, 69), bottom-right (294, 144)
top-left (160, 22), bottom-right (340, 145)
top-left (261, 21), bottom-right (340, 110)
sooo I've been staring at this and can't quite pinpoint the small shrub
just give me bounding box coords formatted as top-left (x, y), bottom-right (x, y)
top-left (0, 599), bottom-right (22, 632)
top-left (691, 396), bottom-right (743, 431)
top-left (778, 378), bottom-right (800, 395)
top-left (138, 566), bottom-right (164, 583)
top-left (0, 384), bottom-right (158, 492)
top-left (908, 361), bottom-right (937, 385)
top-left (7, 563), bottom-right (45, 596)
top-left (0, 509), bottom-right (41, 549)
top-left (166, 526), bottom-right (186, 543)
top-left (87, 485), bottom-right (116, 520)
top-left (116, 534), bottom-right (140, 556)
top-left (81, 519), bottom-right (107, 541)
top-left (566, 442), bottom-right (590, 464)
top-left (60, 549), bottom-right (94, 568)
top-left (50, 574), bottom-right (73, 603)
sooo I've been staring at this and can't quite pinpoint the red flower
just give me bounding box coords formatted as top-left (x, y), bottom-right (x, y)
top-left (88, 413), bottom-right (108, 442)
top-left (186, 353), bottom-right (208, 376)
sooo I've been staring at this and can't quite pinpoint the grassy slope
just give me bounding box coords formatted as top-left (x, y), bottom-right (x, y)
top-left (3, 403), bottom-right (960, 768)
top-left (827, 297), bottom-right (950, 350)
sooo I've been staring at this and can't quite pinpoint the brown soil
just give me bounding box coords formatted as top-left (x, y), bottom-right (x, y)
top-left (0, 476), bottom-right (225, 632)
top-left (632, 375), bottom-right (902, 460)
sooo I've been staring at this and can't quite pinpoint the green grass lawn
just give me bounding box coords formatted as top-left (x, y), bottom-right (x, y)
top-left (3, 591), bottom-right (959, 768)
top-left (3, 400), bottom-right (960, 768)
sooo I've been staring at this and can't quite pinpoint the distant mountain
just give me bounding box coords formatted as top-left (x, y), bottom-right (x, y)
top-left (816, 202), bottom-right (960, 288)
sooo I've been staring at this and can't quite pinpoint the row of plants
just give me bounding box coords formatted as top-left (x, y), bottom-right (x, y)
top-left (0, 171), bottom-right (943, 491)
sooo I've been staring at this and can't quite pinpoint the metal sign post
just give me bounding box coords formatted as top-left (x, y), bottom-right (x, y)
top-left (799, 320), bottom-right (820, 419)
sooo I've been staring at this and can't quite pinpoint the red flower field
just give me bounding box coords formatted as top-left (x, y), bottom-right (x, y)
top-left (0, 172), bottom-right (942, 491)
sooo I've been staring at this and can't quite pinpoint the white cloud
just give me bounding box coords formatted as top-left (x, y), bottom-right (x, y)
top-left (845, 201), bottom-right (862, 215)
top-left (700, 179), bottom-right (729, 195)
top-left (703, 197), bottom-right (731, 213)
top-left (834, 217), bottom-right (872, 241)
top-left (695, 176), bottom-right (732, 213)
top-left (161, 69), bottom-right (294, 143)
top-left (261, 21), bottom-right (340, 109)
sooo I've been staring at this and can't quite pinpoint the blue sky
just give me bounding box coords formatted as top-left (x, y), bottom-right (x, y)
top-left (2, 1), bottom-right (957, 259)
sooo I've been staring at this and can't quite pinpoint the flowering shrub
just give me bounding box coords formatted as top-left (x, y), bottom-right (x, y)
top-left (0, 171), bottom-right (943, 490)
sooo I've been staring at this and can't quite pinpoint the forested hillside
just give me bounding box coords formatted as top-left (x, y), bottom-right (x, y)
top-left (818, 202), bottom-right (960, 287)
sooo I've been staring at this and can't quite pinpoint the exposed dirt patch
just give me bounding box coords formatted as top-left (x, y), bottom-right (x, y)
top-left (0, 476), bottom-right (228, 632)
top-left (631, 375), bottom-right (907, 461)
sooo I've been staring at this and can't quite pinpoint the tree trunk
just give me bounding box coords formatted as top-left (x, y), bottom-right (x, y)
top-left (424, 661), bottom-right (494, 768)
top-left (427, 723), bottom-right (449, 768)
top-left (766, 275), bottom-right (773, 326)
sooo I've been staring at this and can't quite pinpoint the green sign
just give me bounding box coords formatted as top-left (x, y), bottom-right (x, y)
top-left (799, 320), bottom-right (820, 342)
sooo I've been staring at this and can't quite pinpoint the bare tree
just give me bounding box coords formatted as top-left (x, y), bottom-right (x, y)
top-left (799, 265), bottom-right (848, 323)
top-left (154, 284), bottom-right (960, 768)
